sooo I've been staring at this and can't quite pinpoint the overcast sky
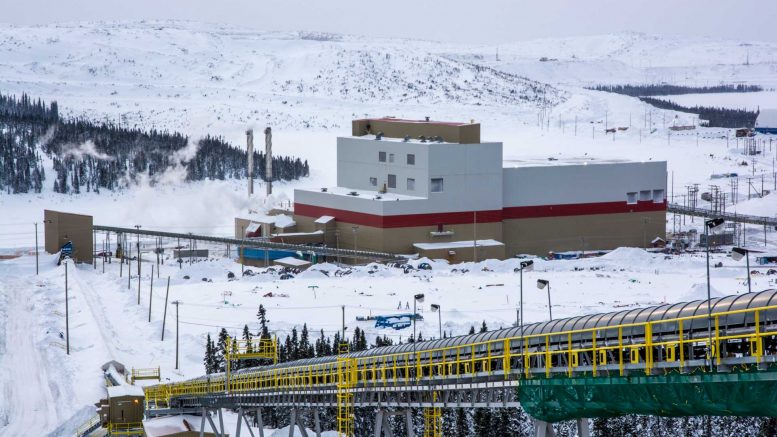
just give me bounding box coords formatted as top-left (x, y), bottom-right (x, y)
top-left (2, 0), bottom-right (775, 44)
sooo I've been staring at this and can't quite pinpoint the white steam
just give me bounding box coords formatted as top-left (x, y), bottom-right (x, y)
top-left (62, 140), bottom-right (113, 161)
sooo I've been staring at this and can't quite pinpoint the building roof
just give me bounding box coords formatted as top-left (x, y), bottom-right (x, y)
top-left (756, 109), bottom-right (777, 128)
top-left (313, 186), bottom-right (426, 202)
top-left (413, 239), bottom-right (505, 250)
top-left (314, 215), bottom-right (335, 224)
top-left (354, 117), bottom-right (474, 127)
top-left (274, 256), bottom-right (312, 267)
top-left (106, 385), bottom-right (145, 398)
top-left (503, 157), bottom-right (638, 168)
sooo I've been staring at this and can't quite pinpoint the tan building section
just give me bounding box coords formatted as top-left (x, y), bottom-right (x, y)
top-left (414, 240), bottom-right (505, 263)
top-left (352, 118), bottom-right (480, 144)
top-left (43, 209), bottom-right (93, 264)
top-left (503, 211), bottom-right (666, 256)
top-left (295, 214), bottom-right (502, 255)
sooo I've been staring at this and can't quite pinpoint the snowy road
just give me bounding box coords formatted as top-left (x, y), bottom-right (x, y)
top-left (0, 263), bottom-right (61, 436)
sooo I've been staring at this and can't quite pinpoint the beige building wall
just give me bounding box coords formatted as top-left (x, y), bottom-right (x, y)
top-left (43, 210), bottom-right (93, 264)
top-left (502, 211), bottom-right (666, 256)
top-left (416, 244), bottom-right (505, 263)
top-left (296, 215), bottom-right (502, 254)
top-left (352, 119), bottom-right (480, 144)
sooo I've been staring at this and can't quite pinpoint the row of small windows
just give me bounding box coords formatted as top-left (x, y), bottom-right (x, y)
top-left (626, 189), bottom-right (664, 204)
top-left (368, 176), bottom-right (443, 192)
top-left (379, 151), bottom-right (415, 165)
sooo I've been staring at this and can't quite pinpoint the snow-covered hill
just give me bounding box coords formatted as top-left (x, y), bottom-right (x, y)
top-left (0, 20), bottom-right (565, 136)
top-left (448, 32), bottom-right (777, 87)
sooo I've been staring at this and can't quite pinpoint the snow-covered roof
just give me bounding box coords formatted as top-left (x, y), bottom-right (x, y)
top-left (413, 239), bottom-right (504, 250)
top-left (107, 385), bottom-right (145, 398)
top-left (274, 257), bottom-right (312, 267)
top-left (314, 215), bottom-right (335, 224)
top-left (143, 415), bottom-right (203, 437)
top-left (274, 230), bottom-right (323, 237)
top-left (310, 186), bottom-right (426, 201)
top-left (756, 109), bottom-right (777, 128)
top-left (503, 157), bottom-right (634, 168)
top-left (245, 214), bottom-right (296, 228)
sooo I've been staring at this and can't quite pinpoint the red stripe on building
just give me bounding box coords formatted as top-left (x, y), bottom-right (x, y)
top-left (294, 201), bottom-right (666, 229)
top-left (502, 200), bottom-right (667, 219)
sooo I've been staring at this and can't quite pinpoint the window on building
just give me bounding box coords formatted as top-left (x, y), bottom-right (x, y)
top-left (407, 178), bottom-right (415, 191)
top-left (640, 190), bottom-right (651, 201)
top-left (389, 153), bottom-right (395, 163)
top-left (407, 154), bottom-right (415, 165)
top-left (431, 178), bottom-right (444, 193)
top-left (379, 151), bottom-right (386, 162)
top-left (388, 174), bottom-right (396, 188)
top-left (652, 189), bottom-right (665, 203)
top-left (627, 192), bottom-right (637, 204)
top-left (369, 177), bottom-right (377, 187)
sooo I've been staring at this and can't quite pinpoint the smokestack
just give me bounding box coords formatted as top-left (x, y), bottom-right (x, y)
top-left (264, 127), bottom-right (272, 196)
top-left (246, 129), bottom-right (254, 197)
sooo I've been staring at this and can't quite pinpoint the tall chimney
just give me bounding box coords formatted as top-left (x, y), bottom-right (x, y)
top-left (246, 129), bottom-right (254, 197)
top-left (264, 127), bottom-right (273, 196)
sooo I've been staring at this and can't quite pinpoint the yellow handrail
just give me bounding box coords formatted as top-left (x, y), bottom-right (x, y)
top-left (145, 302), bottom-right (777, 404)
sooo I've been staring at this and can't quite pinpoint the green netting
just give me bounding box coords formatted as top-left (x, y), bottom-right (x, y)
top-left (518, 369), bottom-right (777, 422)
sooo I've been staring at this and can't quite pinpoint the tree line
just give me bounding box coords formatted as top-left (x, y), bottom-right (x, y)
top-left (588, 83), bottom-right (763, 97)
top-left (0, 92), bottom-right (309, 194)
top-left (638, 97), bottom-right (759, 128)
top-left (202, 305), bottom-right (777, 436)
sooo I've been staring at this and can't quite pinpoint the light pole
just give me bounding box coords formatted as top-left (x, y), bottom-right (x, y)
top-left (35, 222), bottom-right (39, 275)
top-left (732, 247), bottom-right (754, 294)
top-left (704, 218), bottom-right (725, 370)
top-left (537, 279), bottom-right (552, 321)
top-left (172, 300), bottom-right (182, 369)
top-left (413, 293), bottom-right (424, 358)
top-left (518, 260), bottom-right (534, 367)
top-left (430, 304), bottom-right (442, 339)
top-left (64, 259), bottom-right (70, 355)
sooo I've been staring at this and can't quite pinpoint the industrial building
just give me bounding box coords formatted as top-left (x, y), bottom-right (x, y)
top-left (281, 118), bottom-right (667, 261)
top-left (755, 109), bottom-right (777, 135)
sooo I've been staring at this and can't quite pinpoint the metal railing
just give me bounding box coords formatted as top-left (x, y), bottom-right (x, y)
top-left (74, 415), bottom-right (100, 437)
top-left (146, 303), bottom-right (777, 409)
top-left (94, 225), bottom-right (400, 261)
top-left (668, 203), bottom-right (777, 227)
top-left (131, 367), bottom-right (161, 384)
top-left (106, 422), bottom-right (144, 436)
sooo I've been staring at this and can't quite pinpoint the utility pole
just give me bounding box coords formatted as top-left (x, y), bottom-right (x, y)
top-left (172, 300), bottom-right (182, 369)
top-left (161, 277), bottom-right (170, 341)
top-left (149, 265), bottom-right (154, 322)
top-left (35, 222), bottom-right (39, 275)
top-left (127, 257), bottom-right (131, 290)
top-left (65, 260), bottom-right (70, 355)
top-left (134, 225), bottom-right (141, 276)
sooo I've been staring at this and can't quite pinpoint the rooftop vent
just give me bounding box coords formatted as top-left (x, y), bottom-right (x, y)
top-left (321, 187), bottom-right (328, 192)
top-left (375, 195), bottom-right (382, 200)
top-left (425, 116), bottom-right (430, 122)
top-left (375, 131), bottom-right (384, 140)
top-left (403, 135), bottom-right (411, 142)
top-left (348, 191), bottom-right (359, 196)
top-left (419, 135), bottom-right (427, 143)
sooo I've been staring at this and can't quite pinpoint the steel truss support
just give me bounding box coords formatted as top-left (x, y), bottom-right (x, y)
top-left (288, 407), bottom-right (322, 437)
top-left (200, 407), bottom-right (226, 437)
top-left (374, 409), bottom-right (415, 437)
top-left (235, 407), bottom-right (261, 437)
top-left (532, 418), bottom-right (589, 437)
top-left (533, 419), bottom-right (556, 437)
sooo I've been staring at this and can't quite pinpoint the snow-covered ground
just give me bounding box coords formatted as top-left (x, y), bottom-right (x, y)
top-left (1, 247), bottom-right (777, 435)
top-left (3, 20), bottom-right (777, 436)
